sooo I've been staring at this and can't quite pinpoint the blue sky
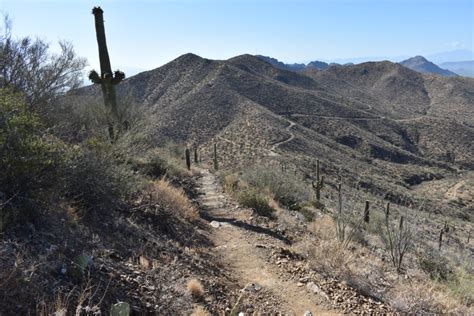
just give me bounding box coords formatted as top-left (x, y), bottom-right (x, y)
top-left (1, 0), bottom-right (473, 75)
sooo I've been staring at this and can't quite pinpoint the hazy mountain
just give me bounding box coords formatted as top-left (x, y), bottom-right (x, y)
top-left (256, 55), bottom-right (332, 71)
top-left (427, 49), bottom-right (474, 64)
top-left (255, 55), bottom-right (306, 71)
top-left (400, 56), bottom-right (458, 77)
top-left (306, 60), bottom-right (329, 70)
top-left (440, 60), bottom-right (474, 78)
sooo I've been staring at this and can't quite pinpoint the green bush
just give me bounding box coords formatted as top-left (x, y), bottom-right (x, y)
top-left (237, 189), bottom-right (275, 218)
top-left (419, 248), bottom-right (454, 281)
top-left (0, 89), bottom-right (65, 226)
top-left (241, 166), bottom-right (310, 211)
top-left (62, 141), bottom-right (140, 211)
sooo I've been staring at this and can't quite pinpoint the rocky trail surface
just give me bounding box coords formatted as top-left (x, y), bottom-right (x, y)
top-left (195, 168), bottom-right (391, 315)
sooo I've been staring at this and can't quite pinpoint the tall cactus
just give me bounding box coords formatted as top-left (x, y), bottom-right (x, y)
top-left (364, 200), bottom-right (370, 223)
top-left (194, 147), bottom-right (199, 164)
top-left (213, 143), bottom-right (218, 171)
top-left (185, 148), bottom-right (191, 170)
top-left (89, 7), bottom-right (125, 140)
top-left (312, 159), bottom-right (324, 203)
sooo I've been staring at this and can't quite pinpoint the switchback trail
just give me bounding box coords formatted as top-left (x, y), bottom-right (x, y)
top-left (196, 168), bottom-right (329, 315)
top-left (268, 117), bottom-right (296, 156)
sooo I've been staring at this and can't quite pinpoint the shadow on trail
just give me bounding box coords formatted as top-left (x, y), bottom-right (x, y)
top-left (200, 212), bottom-right (291, 245)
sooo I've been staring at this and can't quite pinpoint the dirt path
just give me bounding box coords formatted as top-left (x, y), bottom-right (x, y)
top-left (196, 169), bottom-right (329, 315)
top-left (268, 117), bottom-right (297, 157)
top-left (445, 180), bottom-right (466, 200)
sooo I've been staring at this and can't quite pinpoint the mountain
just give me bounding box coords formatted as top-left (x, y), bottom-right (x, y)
top-left (400, 56), bottom-right (458, 77)
top-left (306, 60), bottom-right (329, 70)
top-left (255, 55), bottom-right (306, 72)
top-left (256, 55), bottom-right (331, 71)
top-left (71, 53), bottom-right (474, 215)
top-left (427, 49), bottom-right (474, 64)
top-left (439, 60), bottom-right (474, 78)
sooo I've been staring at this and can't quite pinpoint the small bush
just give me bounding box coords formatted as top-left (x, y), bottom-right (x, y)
top-left (191, 305), bottom-right (210, 316)
top-left (187, 278), bottom-right (204, 298)
top-left (150, 179), bottom-right (198, 221)
top-left (237, 189), bottom-right (275, 218)
top-left (62, 142), bottom-right (140, 211)
top-left (295, 206), bottom-right (315, 222)
top-left (241, 166), bottom-right (311, 210)
top-left (419, 248), bottom-right (454, 281)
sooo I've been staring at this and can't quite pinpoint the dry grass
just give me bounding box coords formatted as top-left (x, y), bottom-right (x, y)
top-left (187, 278), bottom-right (204, 298)
top-left (150, 178), bottom-right (198, 221)
top-left (139, 255), bottom-right (151, 270)
top-left (387, 276), bottom-right (469, 314)
top-left (190, 305), bottom-right (211, 316)
top-left (293, 215), bottom-right (354, 278)
top-left (298, 214), bottom-right (473, 313)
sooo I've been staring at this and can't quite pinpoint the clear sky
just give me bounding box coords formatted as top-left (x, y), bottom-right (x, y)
top-left (1, 0), bottom-right (473, 76)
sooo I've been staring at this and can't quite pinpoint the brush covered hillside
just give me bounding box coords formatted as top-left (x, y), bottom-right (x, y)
top-left (3, 47), bottom-right (473, 314)
top-left (72, 53), bottom-right (474, 216)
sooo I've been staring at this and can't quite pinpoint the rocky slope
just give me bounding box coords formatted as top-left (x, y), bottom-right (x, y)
top-left (400, 56), bottom-right (458, 77)
top-left (70, 53), bottom-right (474, 216)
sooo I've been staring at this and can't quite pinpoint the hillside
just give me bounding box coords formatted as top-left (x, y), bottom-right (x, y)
top-left (3, 51), bottom-right (473, 314)
top-left (400, 56), bottom-right (458, 77)
top-left (71, 53), bottom-right (474, 216)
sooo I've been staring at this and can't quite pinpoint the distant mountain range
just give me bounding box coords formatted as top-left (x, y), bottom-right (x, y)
top-left (399, 56), bottom-right (458, 77)
top-left (439, 61), bottom-right (474, 78)
top-left (256, 54), bottom-right (473, 78)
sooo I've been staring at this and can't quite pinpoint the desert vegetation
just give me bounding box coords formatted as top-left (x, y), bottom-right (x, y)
top-left (0, 15), bottom-right (234, 314)
top-left (1, 5), bottom-right (472, 314)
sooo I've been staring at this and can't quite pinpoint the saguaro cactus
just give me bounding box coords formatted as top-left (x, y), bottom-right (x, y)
top-left (89, 7), bottom-right (125, 139)
top-left (385, 202), bottom-right (390, 221)
top-left (194, 147), bottom-right (199, 164)
top-left (213, 143), bottom-right (218, 171)
top-left (364, 200), bottom-right (370, 223)
top-left (185, 148), bottom-right (191, 170)
top-left (312, 159), bottom-right (324, 203)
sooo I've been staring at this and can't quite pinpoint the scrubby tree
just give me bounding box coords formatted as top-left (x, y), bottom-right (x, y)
top-left (0, 16), bottom-right (86, 109)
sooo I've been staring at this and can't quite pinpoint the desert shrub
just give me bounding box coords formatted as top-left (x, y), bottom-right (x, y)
top-left (294, 218), bottom-right (353, 278)
top-left (0, 89), bottom-right (65, 227)
top-left (223, 173), bottom-right (240, 194)
top-left (135, 143), bottom-right (192, 179)
top-left (378, 211), bottom-right (415, 273)
top-left (419, 248), bottom-right (454, 281)
top-left (447, 266), bottom-right (474, 306)
top-left (149, 178), bottom-right (198, 221)
top-left (296, 206), bottom-right (315, 222)
top-left (131, 154), bottom-right (168, 178)
top-left (237, 189), bottom-right (275, 218)
top-left (186, 278), bottom-right (204, 298)
top-left (191, 305), bottom-right (210, 316)
top-left (241, 165), bottom-right (311, 210)
top-left (0, 18), bottom-right (86, 109)
top-left (61, 140), bottom-right (140, 211)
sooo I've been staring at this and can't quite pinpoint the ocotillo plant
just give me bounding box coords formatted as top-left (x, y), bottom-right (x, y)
top-left (185, 148), bottom-right (191, 170)
top-left (89, 7), bottom-right (125, 140)
top-left (194, 147), bottom-right (199, 164)
top-left (311, 159), bottom-right (324, 203)
top-left (213, 143), bottom-right (218, 171)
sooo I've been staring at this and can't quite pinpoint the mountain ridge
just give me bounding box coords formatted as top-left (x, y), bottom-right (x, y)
top-left (400, 55), bottom-right (458, 77)
top-left (70, 53), bottom-right (474, 214)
